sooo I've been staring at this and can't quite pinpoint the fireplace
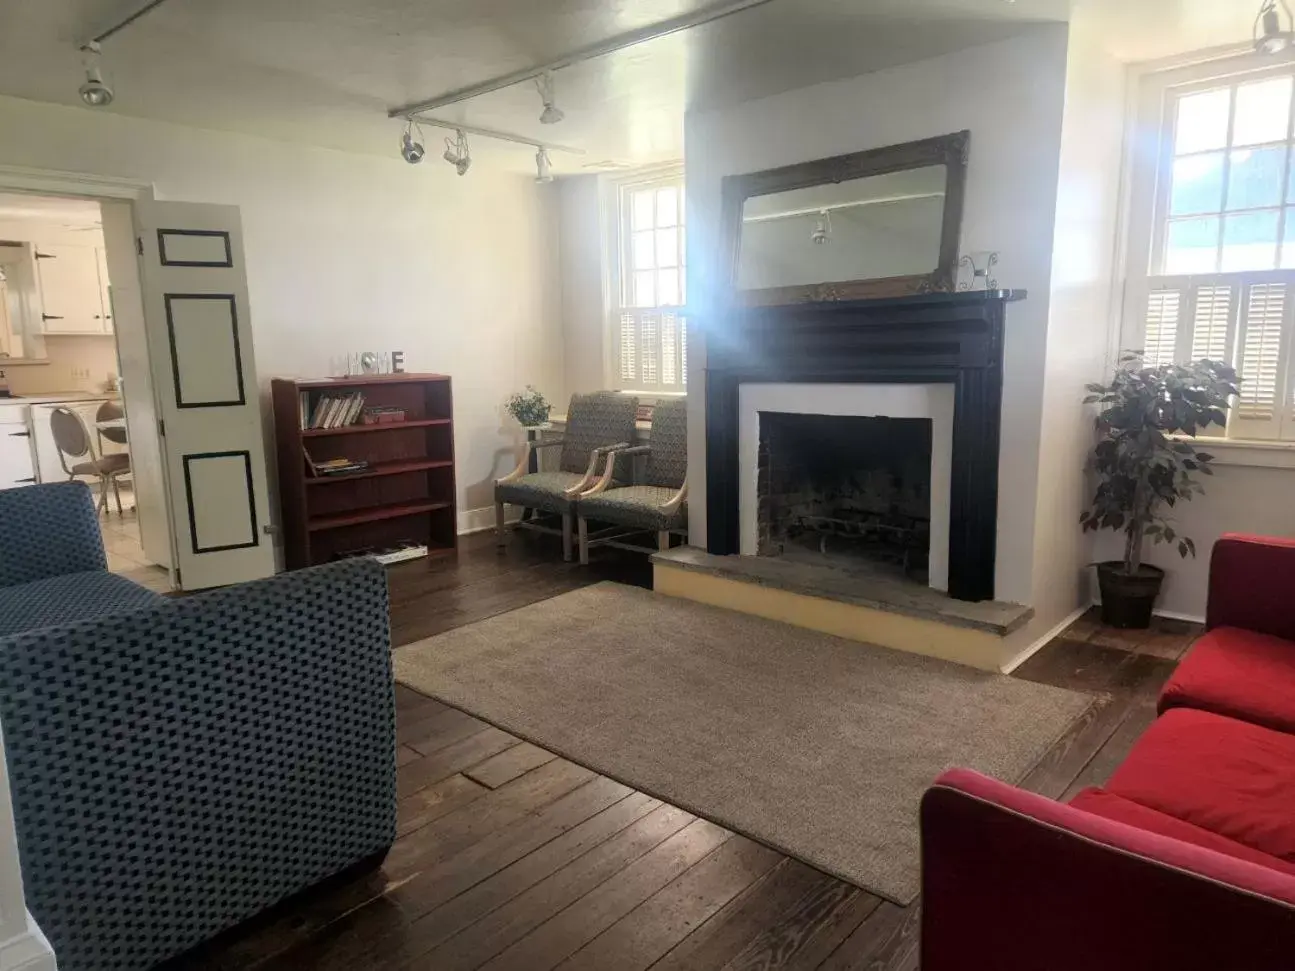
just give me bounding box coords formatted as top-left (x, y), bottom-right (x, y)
top-left (705, 290), bottom-right (1023, 602)
top-left (757, 413), bottom-right (932, 581)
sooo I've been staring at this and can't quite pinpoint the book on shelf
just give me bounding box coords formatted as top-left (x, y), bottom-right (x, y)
top-left (312, 457), bottom-right (371, 476)
top-left (306, 392), bottom-right (366, 430)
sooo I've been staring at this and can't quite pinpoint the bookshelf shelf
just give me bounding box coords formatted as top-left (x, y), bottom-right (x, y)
top-left (301, 418), bottom-right (452, 438)
top-left (272, 374), bottom-right (457, 570)
top-left (305, 458), bottom-right (454, 485)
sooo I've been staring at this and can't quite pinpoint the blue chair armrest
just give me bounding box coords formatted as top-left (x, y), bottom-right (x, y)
top-left (0, 557), bottom-right (395, 971)
top-left (0, 483), bottom-right (107, 588)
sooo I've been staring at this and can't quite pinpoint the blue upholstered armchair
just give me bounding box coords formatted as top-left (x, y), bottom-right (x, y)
top-left (0, 483), bottom-right (396, 971)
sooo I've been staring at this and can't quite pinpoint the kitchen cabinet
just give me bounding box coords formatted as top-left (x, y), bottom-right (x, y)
top-left (0, 404), bottom-right (37, 489)
top-left (34, 245), bottom-right (112, 335)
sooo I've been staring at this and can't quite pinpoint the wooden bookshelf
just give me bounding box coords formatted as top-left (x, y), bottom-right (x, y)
top-left (271, 374), bottom-right (457, 570)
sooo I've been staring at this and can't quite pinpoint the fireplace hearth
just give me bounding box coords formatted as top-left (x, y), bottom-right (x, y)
top-left (757, 413), bottom-right (932, 582)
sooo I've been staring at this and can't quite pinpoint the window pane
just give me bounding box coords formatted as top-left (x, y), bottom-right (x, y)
top-left (656, 187), bottom-right (679, 228)
top-left (1175, 88), bottom-right (1231, 155)
top-left (633, 271), bottom-right (656, 308)
top-left (1233, 77), bottom-right (1292, 146)
top-left (1165, 216), bottom-right (1220, 273)
top-left (1221, 209), bottom-right (1279, 270)
top-left (655, 229), bottom-right (678, 267)
top-left (632, 231), bottom-right (655, 270)
top-left (1227, 145), bottom-right (1288, 210)
top-left (1170, 153), bottom-right (1225, 215)
top-left (632, 190), bottom-right (654, 231)
top-left (1283, 209), bottom-right (1295, 268)
top-left (658, 268), bottom-right (680, 306)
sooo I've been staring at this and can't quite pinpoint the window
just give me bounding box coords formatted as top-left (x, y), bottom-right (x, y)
top-left (610, 170), bottom-right (686, 392)
top-left (1129, 61), bottom-right (1295, 440)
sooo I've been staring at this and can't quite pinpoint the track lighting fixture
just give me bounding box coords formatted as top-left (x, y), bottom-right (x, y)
top-left (1256, 0), bottom-right (1295, 53)
top-left (442, 130), bottom-right (471, 176)
top-left (78, 42), bottom-right (114, 107)
top-left (811, 210), bottom-right (832, 245)
top-left (400, 121), bottom-right (425, 163)
top-left (535, 146), bottom-right (554, 183)
top-left (536, 72), bottom-right (565, 125)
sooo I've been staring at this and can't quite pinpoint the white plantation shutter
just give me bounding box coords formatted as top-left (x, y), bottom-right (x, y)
top-left (1189, 284), bottom-right (1236, 362)
top-left (1232, 279), bottom-right (1293, 437)
top-left (1142, 288), bottom-right (1182, 367)
top-left (611, 309), bottom-right (688, 392)
top-left (1130, 271), bottom-right (1295, 440)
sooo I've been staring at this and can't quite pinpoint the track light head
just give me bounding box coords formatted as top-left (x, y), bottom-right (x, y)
top-left (456, 154), bottom-right (472, 176)
top-left (78, 43), bottom-right (114, 107)
top-left (1257, 0), bottom-right (1295, 53)
top-left (536, 72), bottom-right (565, 125)
top-left (400, 129), bottom-right (425, 164)
top-left (535, 147), bottom-right (554, 183)
top-left (811, 211), bottom-right (831, 245)
top-left (442, 130), bottom-right (471, 175)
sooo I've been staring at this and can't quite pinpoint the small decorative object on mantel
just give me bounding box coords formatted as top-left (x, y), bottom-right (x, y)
top-left (506, 385), bottom-right (552, 429)
top-left (1080, 352), bottom-right (1239, 629)
top-left (957, 251), bottom-right (999, 291)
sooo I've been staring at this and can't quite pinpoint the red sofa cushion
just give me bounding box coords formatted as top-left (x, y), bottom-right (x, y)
top-left (1107, 707), bottom-right (1295, 863)
top-left (1160, 626), bottom-right (1295, 735)
top-left (1069, 786), bottom-right (1295, 878)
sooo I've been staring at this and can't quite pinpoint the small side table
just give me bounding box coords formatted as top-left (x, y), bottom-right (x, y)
top-left (520, 423), bottom-right (553, 521)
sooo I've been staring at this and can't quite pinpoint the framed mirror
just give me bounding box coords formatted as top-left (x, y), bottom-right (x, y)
top-left (720, 131), bottom-right (969, 305)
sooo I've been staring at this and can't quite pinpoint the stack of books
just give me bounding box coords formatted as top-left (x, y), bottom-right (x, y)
top-left (310, 457), bottom-right (371, 477)
top-left (300, 392), bottom-right (366, 430)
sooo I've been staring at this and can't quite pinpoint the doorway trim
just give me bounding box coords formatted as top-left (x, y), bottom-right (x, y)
top-left (0, 164), bottom-right (154, 202)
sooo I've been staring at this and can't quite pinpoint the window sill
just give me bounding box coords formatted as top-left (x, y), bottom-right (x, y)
top-left (1170, 435), bottom-right (1295, 470)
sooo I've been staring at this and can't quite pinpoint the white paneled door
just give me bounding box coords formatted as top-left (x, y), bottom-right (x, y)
top-left (133, 201), bottom-right (275, 590)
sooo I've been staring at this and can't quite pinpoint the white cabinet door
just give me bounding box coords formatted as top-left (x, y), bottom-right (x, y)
top-left (34, 245), bottom-right (106, 334)
top-left (0, 417), bottom-right (36, 489)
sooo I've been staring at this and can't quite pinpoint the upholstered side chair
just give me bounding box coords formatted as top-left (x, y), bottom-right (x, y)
top-left (576, 397), bottom-right (687, 565)
top-left (495, 392), bottom-right (639, 561)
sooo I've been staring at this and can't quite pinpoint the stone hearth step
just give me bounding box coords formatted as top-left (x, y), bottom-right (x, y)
top-left (651, 547), bottom-right (1034, 671)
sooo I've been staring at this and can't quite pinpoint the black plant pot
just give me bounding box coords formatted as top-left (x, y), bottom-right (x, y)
top-left (1096, 562), bottom-right (1165, 629)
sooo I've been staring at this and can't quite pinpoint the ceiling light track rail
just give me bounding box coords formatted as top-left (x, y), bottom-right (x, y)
top-left (409, 117), bottom-right (585, 154)
top-left (386, 0), bottom-right (780, 119)
top-left (83, 0), bottom-right (175, 46)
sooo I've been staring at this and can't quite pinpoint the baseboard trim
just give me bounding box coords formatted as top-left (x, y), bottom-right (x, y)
top-left (0, 915), bottom-right (56, 971)
top-left (1000, 603), bottom-right (1092, 675)
top-left (1153, 607), bottom-right (1206, 625)
top-left (458, 505), bottom-right (520, 536)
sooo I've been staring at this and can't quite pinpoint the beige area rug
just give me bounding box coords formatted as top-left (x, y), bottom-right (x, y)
top-left (393, 583), bottom-right (1093, 903)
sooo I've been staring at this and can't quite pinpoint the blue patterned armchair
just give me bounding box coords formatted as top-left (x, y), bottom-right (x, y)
top-left (494, 391), bottom-right (639, 560)
top-left (0, 483), bottom-right (396, 971)
top-left (576, 397), bottom-right (688, 564)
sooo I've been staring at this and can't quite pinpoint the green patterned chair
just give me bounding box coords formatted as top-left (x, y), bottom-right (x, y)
top-left (576, 397), bottom-right (688, 565)
top-left (495, 391), bottom-right (639, 561)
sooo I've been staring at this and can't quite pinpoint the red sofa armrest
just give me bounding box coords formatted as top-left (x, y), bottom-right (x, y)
top-left (921, 769), bottom-right (1295, 971)
top-left (1208, 533), bottom-right (1295, 642)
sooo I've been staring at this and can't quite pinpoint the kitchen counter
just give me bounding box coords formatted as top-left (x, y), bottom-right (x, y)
top-left (0, 391), bottom-right (118, 404)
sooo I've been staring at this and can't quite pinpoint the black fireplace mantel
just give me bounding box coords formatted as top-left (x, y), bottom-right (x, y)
top-left (703, 289), bottom-right (1025, 603)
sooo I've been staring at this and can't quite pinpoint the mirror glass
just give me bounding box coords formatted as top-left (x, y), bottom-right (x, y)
top-left (736, 165), bottom-right (948, 292)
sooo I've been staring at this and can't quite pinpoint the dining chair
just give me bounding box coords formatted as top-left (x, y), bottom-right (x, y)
top-left (50, 407), bottom-right (132, 516)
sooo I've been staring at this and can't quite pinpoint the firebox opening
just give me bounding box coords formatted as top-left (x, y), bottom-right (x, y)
top-left (756, 412), bottom-right (933, 583)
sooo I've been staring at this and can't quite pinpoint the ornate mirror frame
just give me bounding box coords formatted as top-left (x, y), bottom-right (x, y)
top-left (719, 130), bottom-right (970, 306)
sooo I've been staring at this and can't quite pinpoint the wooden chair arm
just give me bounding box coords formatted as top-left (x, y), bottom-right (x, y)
top-left (497, 437), bottom-right (566, 485)
top-left (580, 444), bottom-right (647, 497)
top-left (660, 476), bottom-right (688, 515)
top-left (565, 443), bottom-right (630, 497)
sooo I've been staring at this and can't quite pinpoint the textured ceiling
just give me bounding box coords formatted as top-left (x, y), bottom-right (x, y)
top-left (0, 0), bottom-right (1265, 175)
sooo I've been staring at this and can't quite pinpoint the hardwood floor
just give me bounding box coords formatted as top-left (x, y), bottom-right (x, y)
top-left (175, 532), bottom-right (1202, 971)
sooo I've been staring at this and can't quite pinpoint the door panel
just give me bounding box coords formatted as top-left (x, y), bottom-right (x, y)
top-left (133, 201), bottom-right (275, 590)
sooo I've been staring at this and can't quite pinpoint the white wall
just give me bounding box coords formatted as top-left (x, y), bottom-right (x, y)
top-left (557, 175), bottom-right (608, 396)
top-left (1030, 19), bottom-right (1129, 641)
top-left (684, 27), bottom-right (1071, 608)
top-left (0, 94), bottom-right (564, 524)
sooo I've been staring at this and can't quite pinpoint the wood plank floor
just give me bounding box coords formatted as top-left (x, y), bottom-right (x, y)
top-left (176, 531), bottom-right (1201, 971)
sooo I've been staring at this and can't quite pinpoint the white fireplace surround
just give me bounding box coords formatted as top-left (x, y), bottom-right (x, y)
top-left (738, 383), bottom-right (955, 592)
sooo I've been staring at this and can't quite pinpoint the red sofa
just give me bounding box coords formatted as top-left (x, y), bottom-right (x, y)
top-left (921, 534), bottom-right (1295, 971)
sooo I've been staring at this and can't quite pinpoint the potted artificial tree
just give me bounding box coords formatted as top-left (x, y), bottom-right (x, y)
top-left (1080, 353), bottom-right (1238, 629)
